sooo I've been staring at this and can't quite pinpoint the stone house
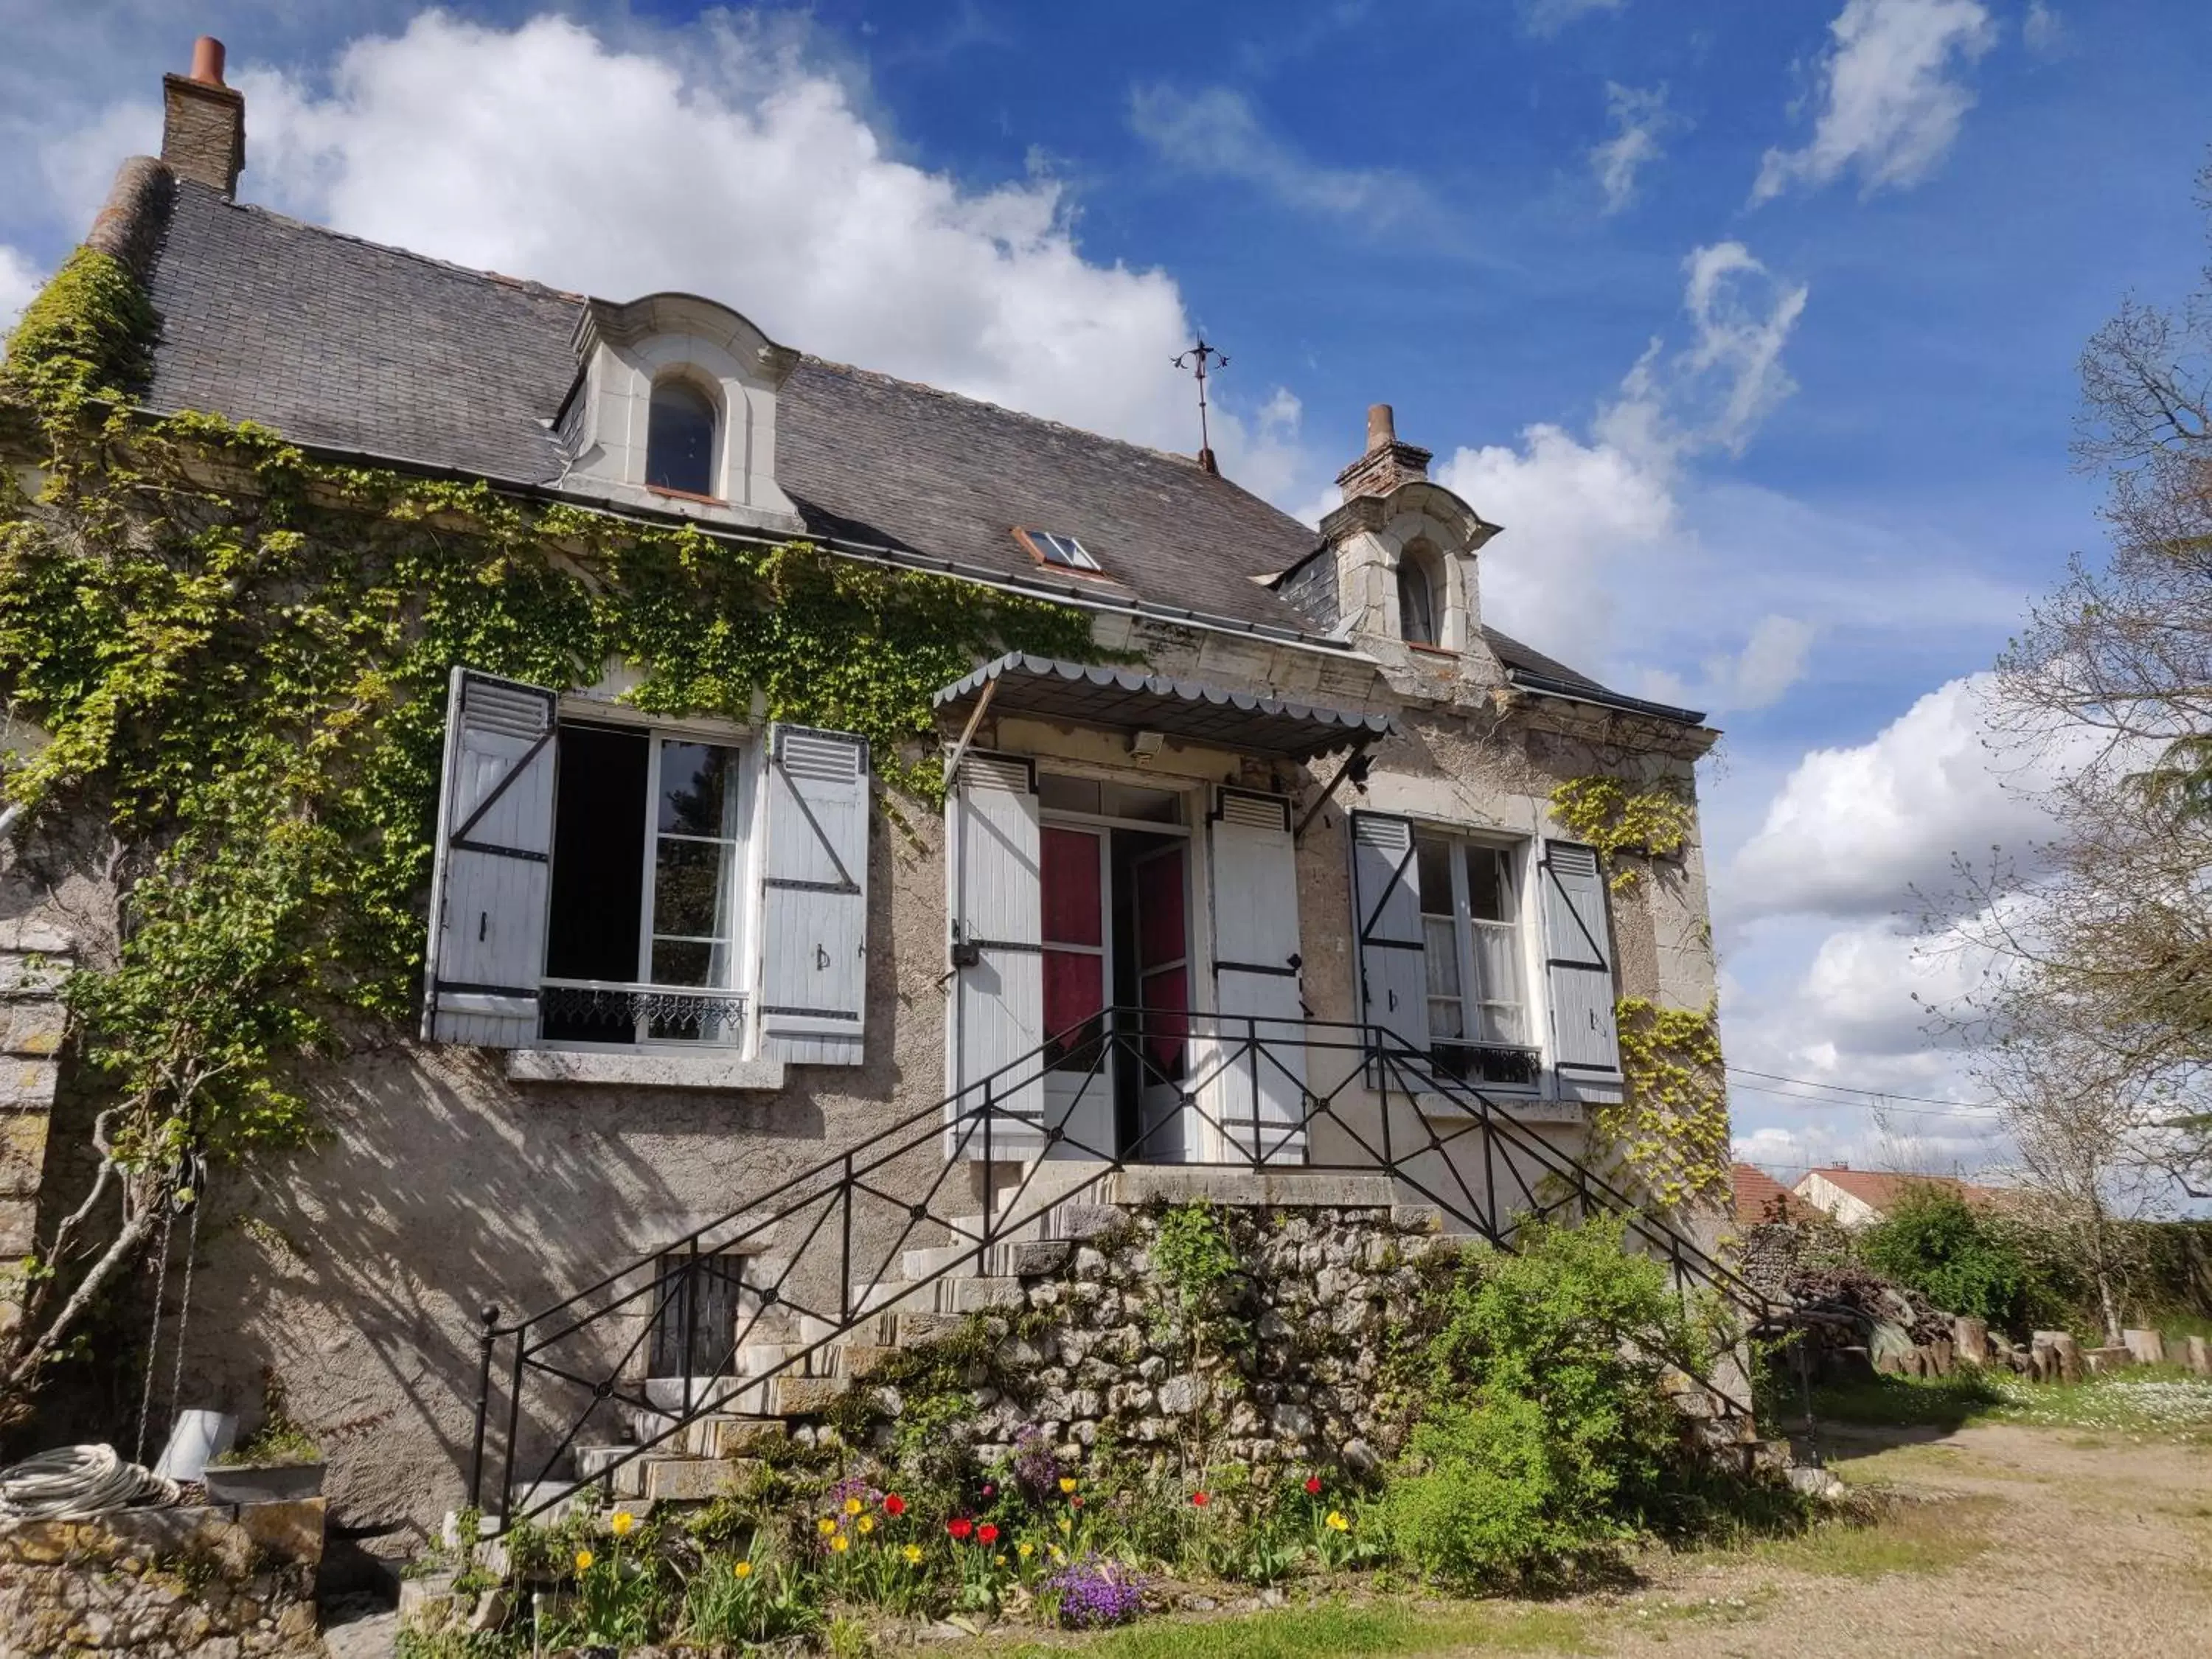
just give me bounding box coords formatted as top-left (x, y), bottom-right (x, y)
top-left (1791, 1166), bottom-right (2006, 1230)
top-left (1, 46), bottom-right (1733, 1537)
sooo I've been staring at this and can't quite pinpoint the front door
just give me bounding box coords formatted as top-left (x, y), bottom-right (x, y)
top-left (1130, 842), bottom-right (1192, 1161)
top-left (1041, 825), bottom-right (1114, 1158)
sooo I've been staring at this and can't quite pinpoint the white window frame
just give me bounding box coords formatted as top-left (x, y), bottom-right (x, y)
top-left (538, 703), bottom-right (763, 1057)
top-left (1415, 830), bottom-right (1541, 1088)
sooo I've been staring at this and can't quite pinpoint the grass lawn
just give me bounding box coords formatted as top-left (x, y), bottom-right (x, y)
top-left (1806, 1366), bottom-right (2212, 1440)
top-left (989, 1600), bottom-right (1601, 1658)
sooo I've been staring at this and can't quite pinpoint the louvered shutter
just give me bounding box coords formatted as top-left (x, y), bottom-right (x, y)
top-left (946, 752), bottom-right (1046, 1157)
top-left (422, 667), bottom-right (559, 1046)
top-left (1540, 841), bottom-right (1622, 1099)
top-left (1349, 811), bottom-right (1428, 1082)
top-left (1204, 789), bottom-right (1307, 1164)
top-left (757, 725), bottom-right (870, 1065)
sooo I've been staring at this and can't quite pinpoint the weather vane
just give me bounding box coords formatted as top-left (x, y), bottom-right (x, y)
top-left (1172, 338), bottom-right (1228, 475)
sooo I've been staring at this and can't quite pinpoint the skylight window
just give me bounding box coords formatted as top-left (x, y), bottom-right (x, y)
top-left (1017, 528), bottom-right (1102, 572)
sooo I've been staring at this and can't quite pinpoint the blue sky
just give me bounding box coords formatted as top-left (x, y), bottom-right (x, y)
top-left (4, 0), bottom-right (2208, 1178)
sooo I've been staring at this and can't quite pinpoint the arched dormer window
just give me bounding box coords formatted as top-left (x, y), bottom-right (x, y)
top-left (646, 379), bottom-right (717, 498)
top-left (1398, 546), bottom-right (1440, 647)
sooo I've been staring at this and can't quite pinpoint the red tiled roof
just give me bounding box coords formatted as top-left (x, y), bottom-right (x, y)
top-left (1732, 1164), bottom-right (1815, 1225)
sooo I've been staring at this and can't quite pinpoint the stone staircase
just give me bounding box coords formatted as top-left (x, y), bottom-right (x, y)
top-left (497, 1161), bottom-right (1122, 1526)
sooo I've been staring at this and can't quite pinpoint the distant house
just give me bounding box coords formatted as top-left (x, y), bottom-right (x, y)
top-left (1791, 1166), bottom-right (2006, 1229)
top-left (1731, 1163), bottom-right (1816, 1227)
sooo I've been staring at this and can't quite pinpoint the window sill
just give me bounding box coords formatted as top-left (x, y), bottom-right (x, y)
top-left (1416, 1089), bottom-right (1585, 1123)
top-left (1406, 641), bottom-right (1458, 657)
top-left (507, 1048), bottom-right (788, 1092)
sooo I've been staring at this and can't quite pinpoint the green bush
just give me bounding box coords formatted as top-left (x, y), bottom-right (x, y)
top-left (1861, 1187), bottom-right (2029, 1330)
top-left (1386, 1220), bottom-right (1731, 1589)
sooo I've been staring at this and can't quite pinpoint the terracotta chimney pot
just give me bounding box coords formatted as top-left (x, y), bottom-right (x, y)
top-left (189, 35), bottom-right (226, 87)
top-left (1367, 403), bottom-right (1396, 453)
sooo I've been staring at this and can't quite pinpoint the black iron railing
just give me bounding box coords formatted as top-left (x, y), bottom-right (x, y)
top-left (467, 1012), bottom-right (1785, 1523)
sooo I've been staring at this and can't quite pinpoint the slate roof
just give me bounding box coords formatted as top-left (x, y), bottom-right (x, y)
top-left (128, 174), bottom-right (1668, 711)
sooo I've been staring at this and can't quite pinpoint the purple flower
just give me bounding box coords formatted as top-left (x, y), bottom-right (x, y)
top-left (827, 1473), bottom-right (879, 1509)
top-left (1046, 1553), bottom-right (1147, 1629)
top-left (1012, 1424), bottom-right (1064, 1508)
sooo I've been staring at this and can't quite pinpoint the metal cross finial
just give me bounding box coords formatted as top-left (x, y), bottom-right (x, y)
top-left (1172, 338), bottom-right (1228, 474)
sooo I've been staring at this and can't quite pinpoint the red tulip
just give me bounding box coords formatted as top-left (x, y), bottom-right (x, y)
top-left (1304, 1476), bottom-right (1323, 1495)
top-left (883, 1494), bottom-right (906, 1517)
top-left (1191, 1491), bottom-right (1210, 1507)
top-left (947, 1517), bottom-right (973, 1540)
top-left (977, 1523), bottom-right (1000, 1545)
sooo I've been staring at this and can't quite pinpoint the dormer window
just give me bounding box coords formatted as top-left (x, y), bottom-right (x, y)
top-left (1398, 549), bottom-right (1440, 647)
top-left (1016, 527), bottom-right (1103, 573)
top-left (647, 379), bottom-right (718, 498)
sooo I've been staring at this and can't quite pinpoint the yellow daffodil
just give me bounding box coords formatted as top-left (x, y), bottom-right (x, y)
top-left (857, 1514), bottom-right (876, 1534)
top-left (994, 1553), bottom-right (1007, 1566)
top-left (1018, 1540), bottom-right (1034, 1559)
top-left (1326, 1511), bottom-right (1349, 1532)
top-left (574, 1549), bottom-right (594, 1571)
top-left (902, 1544), bottom-right (923, 1565)
top-left (733, 1561), bottom-right (753, 1579)
top-left (609, 1511), bottom-right (635, 1537)
top-left (1058, 1476), bottom-right (1077, 1494)
top-left (832, 1533), bottom-right (850, 1554)
top-left (1049, 1545), bottom-right (1065, 1564)
top-left (1057, 1517), bottom-right (1073, 1534)
top-left (817, 1517), bottom-right (838, 1537)
top-left (844, 1496), bottom-right (864, 1516)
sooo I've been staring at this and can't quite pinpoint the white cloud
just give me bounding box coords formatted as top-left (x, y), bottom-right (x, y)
top-left (1638, 613), bottom-right (1816, 713)
top-left (1437, 242), bottom-right (1807, 664)
top-left (1753, 0), bottom-right (1997, 204)
top-left (1727, 673), bottom-right (2082, 921)
top-left (2023, 1), bottom-right (2067, 56)
top-left (1127, 84), bottom-right (1424, 225)
top-left (0, 245), bottom-right (42, 334)
top-left (1522, 0), bottom-right (1628, 36)
top-left (1588, 83), bottom-right (1677, 215)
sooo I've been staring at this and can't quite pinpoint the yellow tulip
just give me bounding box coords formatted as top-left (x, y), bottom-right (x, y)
top-left (733, 1560), bottom-right (754, 1579)
top-left (1057, 1517), bottom-right (1072, 1534)
top-left (1018, 1540), bottom-right (1034, 1559)
top-left (857, 1514), bottom-right (876, 1534)
top-left (1326, 1511), bottom-right (1349, 1532)
top-left (817, 1517), bottom-right (838, 1537)
top-left (832, 1534), bottom-right (850, 1554)
top-left (1058, 1476), bottom-right (1077, 1495)
top-left (902, 1544), bottom-right (923, 1565)
top-left (574, 1549), bottom-right (594, 1571)
top-left (609, 1511), bottom-right (635, 1537)
top-left (844, 1496), bottom-right (864, 1516)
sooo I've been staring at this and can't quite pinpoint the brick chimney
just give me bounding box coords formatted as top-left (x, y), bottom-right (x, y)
top-left (161, 36), bottom-right (246, 196)
top-left (1335, 403), bottom-right (1433, 502)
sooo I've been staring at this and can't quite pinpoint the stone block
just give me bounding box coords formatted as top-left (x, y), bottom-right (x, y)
top-left (642, 1457), bottom-right (760, 1502)
top-left (2121, 1328), bottom-right (2166, 1366)
top-left (2186, 1335), bottom-right (2211, 1377)
top-left (1005, 1239), bottom-right (1074, 1278)
top-left (703, 1417), bottom-right (788, 1458)
top-left (0, 1197), bottom-right (38, 1257)
top-left (1052, 1203), bottom-right (1125, 1240)
top-left (0, 999), bottom-right (66, 1057)
top-left (1952, 1316), bottom-right (1989, 1366)
top-left (768, 1374), bottom-right (849, 1414)
top-left (894, 1310), bottom-right (967, 1346)
top-left (0, 1057), bottom-right (58, 1111)
top-left (2084, 1345), bottom-right (2134, 1375)
top-left (832, 1343), bottom-right (898, 1379)
top-left (235, 1495), bottom-right (327, 1568)
top-left (951, 1276), bottom-right (1024, 1311)
top-left (0, 1108), bottom-right (51, 1197)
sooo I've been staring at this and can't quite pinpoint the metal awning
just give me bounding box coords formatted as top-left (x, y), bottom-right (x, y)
top-left (932, 653), bottom-right (1393, 762)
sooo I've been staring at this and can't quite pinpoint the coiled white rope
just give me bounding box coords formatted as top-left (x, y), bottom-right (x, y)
top-left (0, 1444), bottom-right (179, 1520)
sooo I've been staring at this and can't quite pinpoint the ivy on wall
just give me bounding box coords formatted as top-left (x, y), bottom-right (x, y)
top-left (1599, 999), bottom-right (1729, 1212)
top-left (1548, 777), bottom-right (1694, 894)
top-left (0, 246), bottom-right (1105, 1408)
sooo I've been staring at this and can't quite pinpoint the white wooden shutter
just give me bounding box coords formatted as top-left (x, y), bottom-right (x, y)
top-left (422, 667), bottom-right (558, 1046)
top-left (1349, 810), bottom-right (1429, 1082)
top-left (757, 725), bottom-right (870, 1065)
top-left (1203, 789), bottom-right (1307, 1164)
top-left (947, 752), bottom-right (1046, 1156)
top-left (1540, 840), bottom-right (1622, 1099)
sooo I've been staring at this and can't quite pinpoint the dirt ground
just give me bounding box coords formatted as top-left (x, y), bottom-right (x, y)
top-left (1567, 1419), bottom-right (2212, 1659)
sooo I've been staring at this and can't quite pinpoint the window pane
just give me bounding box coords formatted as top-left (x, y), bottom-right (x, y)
top-left (646, 382), bottom-right (716, 496)
top-left (1037, 773), bottom-right (1101, 815)
top-left (650, 938), bottom-right (717, 987)
top-left (1416, 838), bottom-right (1454, 916)
top-left (1469, 921), bottom-right (1521, 1002)
top-left (653, 839), bottom-right (734, 939)
top-left (658, 742), bottom-right (740, 838)
top-left (1041, 827), bottom-right (1104, 947)
top-left (1423, 915), bottom-right (1461, 998)
top-left (1474, 1002), bottom-right (1528, 1046)
top-left (1465, 846), bottom-right (1510, 922)
top-left (1110, 785), bottom-right (1180, 824)
top-left (1428, 998), bottom-right (1464, 1039)
top-left (1398, 559), bottom-right (1438, 645)
top-left (544, 723), bottom-right (648, 987)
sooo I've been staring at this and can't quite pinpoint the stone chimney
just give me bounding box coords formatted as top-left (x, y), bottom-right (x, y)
top-left (1335, 403), bottom-right (1433, 502)
top-left (161, 36), bottom-right (246, 196)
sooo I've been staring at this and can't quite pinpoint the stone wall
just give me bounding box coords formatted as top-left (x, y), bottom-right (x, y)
top-left (0, 918), bottom-right (73, 1344)
top-left (0, 1498), bottom-right (324, 1659)
top-left (852, 1194), bottom-right (1460, 1478)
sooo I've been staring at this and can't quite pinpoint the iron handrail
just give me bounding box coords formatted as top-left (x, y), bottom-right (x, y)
top-left (467, 1011), bottom-right (1783, 1522)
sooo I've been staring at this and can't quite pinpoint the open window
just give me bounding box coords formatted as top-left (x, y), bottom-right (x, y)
top-left (1416, 834), bottom-right (1538, 1087)
top-left (423, 668), bottom-right (870, 1066)
top-left (1397, 543), bottom-right (1441, 647)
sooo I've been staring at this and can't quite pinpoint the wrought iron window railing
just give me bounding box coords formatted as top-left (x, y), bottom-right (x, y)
top-left (466, 1009), bottom-right (1792, 1524)
top-left (538, 978), bottom-right (748, 1046)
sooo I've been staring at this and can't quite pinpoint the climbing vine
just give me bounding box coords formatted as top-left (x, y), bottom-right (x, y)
top-left (1548, 776), bottom-right (1694, 893)
top-left (0, 247), bottom-right (1106, 1411)
top-left (1598, 999), bottom-right (1729, 1211)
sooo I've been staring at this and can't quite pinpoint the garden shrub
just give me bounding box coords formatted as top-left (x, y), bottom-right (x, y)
top-left (1387, 1220), bottom-right (1731, 1588)
top-left (1861, 1187), bottom-right (2029, 1331)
